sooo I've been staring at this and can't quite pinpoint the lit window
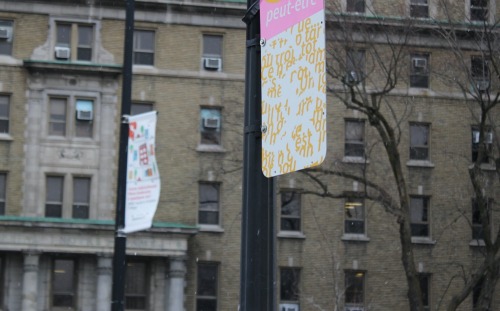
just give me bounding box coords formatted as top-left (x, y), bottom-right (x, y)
top-left (133, 30), bottom-right (155, 65)
top-left (280, 268), bottom-right (300, 304)
top-left (281, 190), bottom-right (301, 232)
top-left (197, 263), bottom-right (218, 311)
top-left (202, 34), bottom-right (223, 71)
top-left (409, 123), bottom-right (430, 161)
top-left (419, 274), bottom-right (431, 311)
top-left (345, 49), bottom-right (365, 85)
top-left (52, 259), bottom-right (76, 308)
top-left (55, 23), bottom-right (93, 61)
top-left (410, 196), bottom-right (429, 237)
top-left (125, 261), bottom-right (147, 310)
top-left (345, 197), bottom-right (365, 235)
top-left (200, 108), bottom-right (222, 145)
top-left (471, 126), bottom-right (493, 163)
top-left (49, 98), bottom-right (67, 136)
top-left (410, 54), bottom-right (430, 88)
top-left (131, 102), bottom-right (153, 116)
top-left (46, 176), bottom-right (64, 218)
top-left (470, 0), bottom-right (488, 22)
top-left (199, 183), bottom-right (220, 225)
top-left (0, 20), bottom-right (14, 56)
top-left (73, 177), bottom-right (90, 219)
top-left (410, 0), bottom-right (429, 18)
top-left (346, 0), bottom-right (365, 13)
top-left (0, 95), bottom-right (9, 134)
top-left (0, 173), bottom-right (6, 215)
top-left (345, 270), bottom-right (365, 309)
top-left (345, 120), bottom-right (365, 158)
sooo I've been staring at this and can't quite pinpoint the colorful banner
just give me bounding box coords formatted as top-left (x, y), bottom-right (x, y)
top-left (260, 0), bottom-right (327, 177)
top-left (124, 111), bottom-right (160, 234)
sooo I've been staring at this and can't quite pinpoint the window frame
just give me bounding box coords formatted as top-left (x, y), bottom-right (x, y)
top-left (125, 260), bottom-right (148, 310)
top-left (0, 173), bottom-right (6, 215)
top-left (345, 49), bottom-right (366, 85)
top-left (280, 267), bottom-right (300, 304)
top-left (344, 119), bottom-right (365, 158)
top-left (410, 53), bottom-right (430, 88)
top-left (409, 123), bottom-right (430, 161)
top-left (133, 29), bottom-right (155, 66)
top-left (196, 262), bottom-right (218, 311)
top-left (280, 190), bottom-right (302, 232)
top-left (471, 126), bottom-right (493, 164)
top-left (47, 95), bottom-right (96, 140)
top-left (410, 196), bottom-right (430, 238)
top-left (0, 19), bottom-right (14, 56)
top-left (45, 174), bottom-right (93, 219)
top-left (346, 0), bottom-right (366, 13)
top-left (0, 94), bottom-right (10, 134)
top-left (200, 107), bottom-right (222, 146)
top-left (472, 197), bottom-right (491, 241)
top-left (51, 258), bottom-right (77, 309)
top-left (470, 0), bottom-right (489, 22)
top-left (46, 175), bottom-right (64, 218)
top-left (131, 102), bottom-right (154, 116)
top-left (72, 176), bottom-right (91, 219)
top-left (55, 22), bottom-right (94, 62)
top-left (202, 34), bottom-right (223, 71)
top-left (344, 196), bottom-right (366, 236)
top-left (419, 273), bottom-right (431, 311)
top-left (410, 0), bottom-right (429, 18)
top-left (345, 270), bottom-right (365, 308)
top-left (198, 182), bottom-right (221, 227)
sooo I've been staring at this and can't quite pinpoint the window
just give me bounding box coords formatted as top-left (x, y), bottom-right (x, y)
top-left (345, 49), bottom-right (365, 84)
top-left (0, 254), bottom-right (4, 307)
top-left (345, 197), bottom-right (365, 235)
top-left (472, 127), bottom-right (493, 163)
top-left (0, 20), bottom-right (13, 55)
top-left (202, 34), bottom-right (223, 71)
top-left (48, 97), bottom-right (94, 138)
top-left (133, 30), bottom-right (155, 65)
top-left (419, 274), bottom-right (431, 311)
top-left (410, 0), bottom-right (429, 18)
top-left (471, 56), bottom-right (490, 91)
top-left (200, 108), bottom-right (222, 145)
top-left (470, 0), bottom-right (488, 21)
top-left (0, 173), bottom-right (6, 215)
top-left (346, 0), bottom-right (365, 13)
top-left (52, 259), bottom-right (76, 308)
top-left (55, 23), bottom-right (93, 61)
top-left (199, 183), bottom-right (220, 225)
top-left (472, 198), bottom-right (491, 241)
top-left (410, 54), bottom-right (430, 88)
top-left (197, 263), bottom-right (218, 311)
top-left (472, 276), bottom-right (490, 309)
top-left (281, 190), bottom-right (301, 232)
top-left (410, 196), bottom-right (429, 237)
top-left (131, 102), bottom-right (153, 116)
top-left (280, 268), bottom-right (300, 304)
top-left (73, 177), bottom-right (90, 219)
top-left (125, 261), bottom-right (147, 310)
top-left (345, 120), bottom-right (365, 158)
top-left (345, 270), bottom-right (365, 309)
top-left (410, 123), bottom-right (430, 161)
top-left (46, 176), bottom-right (64, 218)
top-left (0, 95), bottom-right (10, 133)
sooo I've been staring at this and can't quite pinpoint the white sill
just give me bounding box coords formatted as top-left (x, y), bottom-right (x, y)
top-left (406, 160), bottom-right (435, 168)
top-left (198, 225), bottom-right (224, 233)
top-left (341, 234), bottom-right (370, 242)
top-left (196, 144), bottom-right (226, 153)
top-left (0, 133), bottom-right (13, 141)
top-left (342, 156), bottom-right (369, 164)
top-left (411, 237), bottom-right (436, 245)
top-left (469, 163), bottom-right (496, 171)
top-left (277, 231), bottom-right (306, 239)
top-left (469, 239), bottom-right (485, 247)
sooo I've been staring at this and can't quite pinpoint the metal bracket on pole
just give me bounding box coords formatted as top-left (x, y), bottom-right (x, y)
top-left (121, 115), bottom-right (130, 124)
top-left (242, 1), bottom-right (260, 25)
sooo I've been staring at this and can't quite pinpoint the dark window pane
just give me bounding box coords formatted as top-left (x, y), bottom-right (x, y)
top-left (281, 218), bottom-right (301, 231)
top-left (345, 220), bottom-right (365, 234)
top-left (49, 98), bottom-right (67, 136)
top-left (77, 47), bottom-right (92, 61)
top-left (410, 3), bottom-right (429, 18)
top-left (410, 197), bottom-right (429, 237)
top-left (0, 20), bottom-right (13, 55)
top-left (199, 211), bottom-right (219, 225)
top-left (280, 268), bottom-right (300, 301)
top-left (134, 30), bottom-right (155, 65)
top-left (134, 52), bottom-right (154, 66)
top-left (410, 124), bottom-right (429, 160)
top-left (203, 35), bottom-right (222, 57)
top-left (196, 299), bottom-right (217, 311)
top-left (281, 191), bottom-right (301, 231)
top-left (199, 183), bottom-right (219, 224)
top-left (345, 198), bottom-right (364, 234)
top-left (345, 271), bottom-right (364, 304)
top-left (47, 176), bottom-right (63, 201)
top-left (419, 274), bottom-right (430, 307)
top-left (346, 0), bottom-right (365, 13)
top-left (131, 103), bottom-right (153, 116)
top-left (471, 0), bottom-right (488, 21)
top-left (56, 24), bottom-right (71, 46)
top-left (345, 120), bottom-right (365, 157)
top-left (52, 259), bottom-right (75, 307)
top-left (0, 96), bottom-right (9, 133)
top-left (125, 262), bottom-right (147, 310)
top-left (72, 205), bottom-right (89, 219)
top-left (197, 264), bottom-right (217, 296)
top-left (46, 204), bottom-right (62, 218)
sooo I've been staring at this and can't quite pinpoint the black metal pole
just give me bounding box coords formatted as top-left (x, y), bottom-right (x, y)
top-left (111, 0), bottom-right (134, 310)
top-left (240, 1), bottom-right (276, 311)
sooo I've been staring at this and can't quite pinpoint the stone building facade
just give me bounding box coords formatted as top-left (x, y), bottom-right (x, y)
top-left (0, 0), bottom-right (499, 311)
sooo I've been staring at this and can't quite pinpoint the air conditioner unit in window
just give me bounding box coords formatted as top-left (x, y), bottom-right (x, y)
top-left (55, 46), bottom-right (71, 59)
top-left (203, 117), bottom-right (220, 129)
top-left (413, 57), bottom-right (427, 68)
top-left (345, 307), bottom-right (364, 311)
top-left (76, 109), bottom-right (93, 121)
top-left (0, 27), bottom-right (11, 40)
top-left (203, 57), bottom-right (222, 70)
top-left (279, 303), bottom-right (299, 311)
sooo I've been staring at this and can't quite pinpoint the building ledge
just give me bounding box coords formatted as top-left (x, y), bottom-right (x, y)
top-left (341, 234), bottom-right (370, 242)
top-left (278, 231), bottom-right (306, 239)
top-left (23, 59), bottom-right (122, 76)
top-left (406, 160), bottom-right (435, 168)
top-left (469, 239), bottom-right (485, 247)
top-left (411, 237), bottom-right (436, 245)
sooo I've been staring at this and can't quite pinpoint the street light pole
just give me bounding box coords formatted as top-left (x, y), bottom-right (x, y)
top-left (240, 1), bottom-right (276, 310)
top-left (111, 0), bottom-right (134, 310)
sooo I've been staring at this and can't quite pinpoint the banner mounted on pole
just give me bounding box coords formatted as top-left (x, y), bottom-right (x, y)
top-left (260, 0), bottom-right (327, 177)
top-left (124, 111), bottom-right (160, 233)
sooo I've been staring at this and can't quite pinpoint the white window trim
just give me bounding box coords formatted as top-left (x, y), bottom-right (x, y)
top-left (407, 0), bottom-right (437, 19)
top-left (465, 0), bottom-right (496, 23)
